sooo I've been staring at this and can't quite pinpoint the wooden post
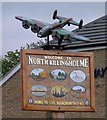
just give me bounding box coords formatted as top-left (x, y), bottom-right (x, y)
top-left (51, 112), bottom-right (65, 119)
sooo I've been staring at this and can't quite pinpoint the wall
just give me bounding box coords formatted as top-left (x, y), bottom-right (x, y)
top-left (2, 49), bottom-right (107, 119)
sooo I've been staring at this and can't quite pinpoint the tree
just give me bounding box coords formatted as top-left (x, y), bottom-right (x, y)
top-left (1, 41), bottom-right (47, 77)
top-left (2, 50), bottom-right (20, 76)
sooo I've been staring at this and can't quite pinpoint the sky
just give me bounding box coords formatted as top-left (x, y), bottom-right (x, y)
top-left (1, 2), bottom-right (106, 56)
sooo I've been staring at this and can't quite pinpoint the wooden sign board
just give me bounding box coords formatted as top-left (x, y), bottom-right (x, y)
top-left (21, 49), bottom-right (95, 112)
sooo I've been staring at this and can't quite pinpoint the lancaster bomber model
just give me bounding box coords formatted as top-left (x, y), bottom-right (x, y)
top-left (15, 10), bottom-right (90, 46)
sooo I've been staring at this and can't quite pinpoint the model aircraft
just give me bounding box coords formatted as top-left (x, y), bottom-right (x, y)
top-left (15, 10), bottom-right (90, 46)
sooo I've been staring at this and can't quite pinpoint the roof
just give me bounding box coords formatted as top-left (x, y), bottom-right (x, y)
top-left (0, 63), bottom-right (20, 86)
top-left (0, 15), bottom-right (107, 86)
top-left (64, 15), bottom-right (107, 50)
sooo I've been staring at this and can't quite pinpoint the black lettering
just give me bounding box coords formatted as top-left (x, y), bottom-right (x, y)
top-left (94, 67), bottom-right (107, 78)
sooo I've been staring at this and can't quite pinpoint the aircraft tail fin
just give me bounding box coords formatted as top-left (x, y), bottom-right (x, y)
top-left (53, 10), bottom-right (66, 22)
top-left (79, 19), bottom-right (83, 29)
top-left (53, 10), bottom-right (57, 20)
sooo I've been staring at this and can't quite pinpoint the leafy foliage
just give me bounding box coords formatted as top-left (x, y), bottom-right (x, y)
top-left (1, 40), bottom-right (47, 77)
top-left (2, 50), bottom-right (20, 77)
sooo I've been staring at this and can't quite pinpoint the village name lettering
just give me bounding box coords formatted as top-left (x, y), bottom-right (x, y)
top-left (28, 55), bottom-right (89, 67)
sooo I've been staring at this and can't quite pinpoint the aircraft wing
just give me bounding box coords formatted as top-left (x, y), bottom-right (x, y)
top-left (15, 16), bottom-right (50, 33)
top-left (71, 32), bottom-right (90, 42)
top-left (52, 28), bottom-right (90, 42)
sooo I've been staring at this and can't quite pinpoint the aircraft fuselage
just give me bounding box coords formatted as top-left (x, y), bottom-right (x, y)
top-left (37, 18), bottom-right (72, 38)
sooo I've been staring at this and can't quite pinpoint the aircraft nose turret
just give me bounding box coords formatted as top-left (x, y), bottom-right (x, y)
top-left (37, 32), bottom-right (43, 38)
top-left (37, 28), bottom-right (46, 38)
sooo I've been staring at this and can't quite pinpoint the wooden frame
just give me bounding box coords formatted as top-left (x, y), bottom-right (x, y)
top-left (21, 49), bottom-right (95, 112)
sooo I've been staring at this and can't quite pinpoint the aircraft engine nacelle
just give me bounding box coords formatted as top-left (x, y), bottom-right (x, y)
top-left (22, 20), bottom-right (30, 29)
top-left (31, 24), bottom-right (39, 33)
top-left (63, 34), bottom-right (72, 43)
top-left (52, 31), bottom-right (59, 40)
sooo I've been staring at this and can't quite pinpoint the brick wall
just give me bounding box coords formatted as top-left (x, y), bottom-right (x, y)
top-left (2, 49), bottom-right (107, 119)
